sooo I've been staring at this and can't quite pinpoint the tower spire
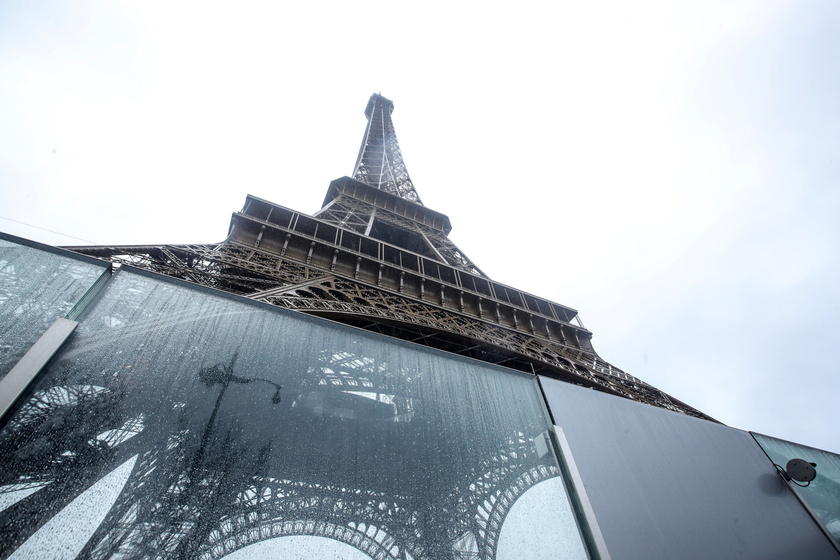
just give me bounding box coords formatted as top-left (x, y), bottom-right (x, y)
top-left (353, 93), bottom-right (423, 205)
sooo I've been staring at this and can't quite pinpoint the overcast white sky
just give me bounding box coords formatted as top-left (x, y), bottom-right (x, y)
top-left (1, 0), bottom-right (839, 452)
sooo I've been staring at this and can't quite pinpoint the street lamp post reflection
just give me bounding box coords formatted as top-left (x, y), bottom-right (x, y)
top-left (199, 352), bottom-right (283, 404)
top-left (192, 351), bottom-right (283, 477)
top-left (176, 351), bottom-right (283, 558)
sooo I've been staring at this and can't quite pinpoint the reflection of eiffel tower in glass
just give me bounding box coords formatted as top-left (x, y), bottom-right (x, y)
top-left (68, 93), bottom-right (708, 420)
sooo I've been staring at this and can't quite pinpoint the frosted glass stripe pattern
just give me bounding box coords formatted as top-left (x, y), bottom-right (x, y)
top-left (8, 456), bottom-right (137, 560)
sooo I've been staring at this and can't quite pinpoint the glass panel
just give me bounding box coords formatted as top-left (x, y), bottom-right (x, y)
top-left (0, 236), bottom-right (108, 380)
top-left (753, 432), bottom-right (840, 543)
top-left (0, 270), bottom-right (588, 559)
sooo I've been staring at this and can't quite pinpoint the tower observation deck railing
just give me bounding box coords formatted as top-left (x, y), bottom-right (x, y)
top-left (239, 197), bottom-right (575, 320)
top-left (234, 196), bottom-right (584, 330)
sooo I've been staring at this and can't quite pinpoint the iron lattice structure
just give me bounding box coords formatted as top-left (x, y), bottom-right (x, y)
top-left (28, 93), bottom-right (717, 559)
top-left (68, 93), bottom-right (709, 422)
top-left (353, 94), bottom-right (423, 204)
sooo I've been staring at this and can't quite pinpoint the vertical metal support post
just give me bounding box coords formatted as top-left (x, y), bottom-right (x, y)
top-left (254, 225), bottom-right (266, 248)
top-left (536, 375), bottom-right (610, 560)
top-left (550, 424), bottom-right (611, 560)
top-left (0, 318), bottom-right (78, 422)
top-left (280, 234), bottom-right (291, 257)
top-left (306, 242), bottom-right (315, 265)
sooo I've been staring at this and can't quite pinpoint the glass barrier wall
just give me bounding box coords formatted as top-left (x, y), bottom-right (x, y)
top-left (753, 433), bottom-right (840, 544)
top-left (0, 234), bottom-right (108, 380)
top-left (0, 269), bottom-right (589, 560)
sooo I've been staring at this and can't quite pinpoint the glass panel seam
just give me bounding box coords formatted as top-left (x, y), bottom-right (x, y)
top-left (65, 265), bottom-right (114, 321)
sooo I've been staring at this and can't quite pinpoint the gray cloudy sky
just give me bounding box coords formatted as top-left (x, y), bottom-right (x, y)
top-left (2, 1), bottom-right (839, 452)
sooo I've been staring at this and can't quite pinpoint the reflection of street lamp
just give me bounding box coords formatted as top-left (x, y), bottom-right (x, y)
top-left (189, 351), bottom-right (282, 481)
top-left (176, 351), bottom-right (283, 558)
top-left (199, 352), bottom-right (282, 404)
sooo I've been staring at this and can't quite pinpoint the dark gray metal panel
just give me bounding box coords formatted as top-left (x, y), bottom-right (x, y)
top-left (539, 376), bottom-right (840, 560)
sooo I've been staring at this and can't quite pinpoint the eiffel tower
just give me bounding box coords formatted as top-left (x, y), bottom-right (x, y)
top-left (67, 93), bottom-right (708, 421)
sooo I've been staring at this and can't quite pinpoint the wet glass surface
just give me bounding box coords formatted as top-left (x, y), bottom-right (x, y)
top-left (0, 270), bottom-right (587, 559)
top-left (0, 237), bottom-right (107, 380)
top-left (753, 432), bottom-right (840, 544)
